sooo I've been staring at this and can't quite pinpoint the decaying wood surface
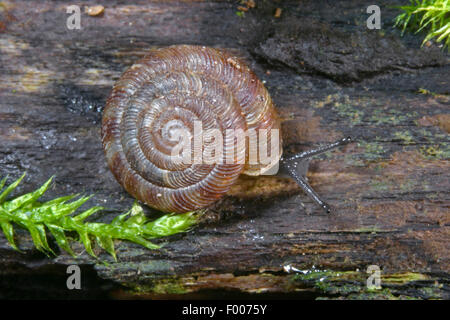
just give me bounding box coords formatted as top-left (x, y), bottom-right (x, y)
top-left (0, 0), bottom-right (449, 299)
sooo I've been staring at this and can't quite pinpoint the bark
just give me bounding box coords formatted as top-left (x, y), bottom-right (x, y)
top-left (0, 0), bottom-right (448, 299)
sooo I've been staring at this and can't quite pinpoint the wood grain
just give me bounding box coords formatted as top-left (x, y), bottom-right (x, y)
top-left (0, 0), bottom-right (448, 299)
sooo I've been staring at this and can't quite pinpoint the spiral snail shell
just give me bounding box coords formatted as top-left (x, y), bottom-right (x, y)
top-left (102, 45), bottom-right (282, 213)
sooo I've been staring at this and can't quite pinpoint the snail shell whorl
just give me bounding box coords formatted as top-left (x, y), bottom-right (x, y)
top-left (102, 45), bottom-right (282, 213)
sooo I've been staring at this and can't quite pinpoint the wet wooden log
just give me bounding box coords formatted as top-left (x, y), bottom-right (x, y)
top-left (0, 0), bottom-right (449, 299)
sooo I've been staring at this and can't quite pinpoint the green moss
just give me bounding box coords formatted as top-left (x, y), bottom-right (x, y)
top-left (292, 270), bottom-right (365, 297)
top-left (125, 278), bottom-right (191, 295)
top-left (418, 88), bottom-right (437, 96)
top-left (419, 144), bottom-right (450, 159)
top-left (417, 286), bottom-right (443, 299)
top-left (382, 272), bottom-right (429, 284)
top-left (151, 279), bottom-right (189, 295)
top-left (292, 269), bottom-right (436, 299)
top-left (293, 270), bottom-right (359, 284)
top-left (332, 101), bottom-right (364, 126)
top-left (358, 141), bottom-right (386, 160)
top-left (293, 270), bottom-right (336, 282)
top-left (117, 269), bottom-right (442, 299)
top-left (0, 174), bottom-right (199, 260)
top-left (343, 288), bottom-right (419, 300)
top-left (394, 0), bottom-right (450, 50)
top-left (369, 108), bottom-right (416, 126)
top-left (394, 131), bottom-right (415, 144)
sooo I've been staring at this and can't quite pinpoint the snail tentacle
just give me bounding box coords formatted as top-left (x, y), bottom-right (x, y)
top-left (280, 137), bottom-right (353, 213)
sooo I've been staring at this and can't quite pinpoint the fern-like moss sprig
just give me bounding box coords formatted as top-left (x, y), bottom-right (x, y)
top-left (394, 0), bottom-right (450, 50)
top-left (0, 173), bottom-right (198, 260)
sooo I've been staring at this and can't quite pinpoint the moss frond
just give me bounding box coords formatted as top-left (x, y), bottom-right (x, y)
top-left (394, 0), bottom-right (450, 50)
top-left (0, 174), bottom-right (198, 261)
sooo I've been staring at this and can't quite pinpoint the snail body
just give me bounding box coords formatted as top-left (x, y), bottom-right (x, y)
top-left (102, 45), bottom-right (282, 213)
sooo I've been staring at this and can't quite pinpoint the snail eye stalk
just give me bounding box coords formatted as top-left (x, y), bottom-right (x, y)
top-left (280, 137), bottom-right (353, 213)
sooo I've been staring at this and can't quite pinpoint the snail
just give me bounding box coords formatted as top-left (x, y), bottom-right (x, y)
top-left (102, 45), bottom-right (351, 213)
